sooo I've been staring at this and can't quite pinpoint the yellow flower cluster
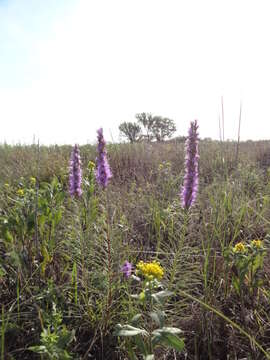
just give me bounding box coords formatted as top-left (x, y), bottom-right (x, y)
top-left (158, 162), bottom-right (171, 171)
top-left (136, 260), bottom-right (164, 280)
top-left (30, 177), bottom-right (36, 184)
top-left (233, 242), bottom-right (246, 253)
top-left (251, 239), bottom-right (262, 249)
top-left (17, 189), bottom-right (24, 197)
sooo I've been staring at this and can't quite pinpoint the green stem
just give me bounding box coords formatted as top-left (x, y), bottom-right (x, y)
top-left (17, 277), bottom-right (20, 321)
top-left (149, 283), bottom-right (154, 354)
top-left (104, 190), bottom-right (113, 331)
top-left (169, 211), bottom-right (189, 289)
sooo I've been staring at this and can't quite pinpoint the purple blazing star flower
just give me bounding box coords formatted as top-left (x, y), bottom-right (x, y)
top-left (69, 144), bottom-right (82, 197)
top-left (96, 128), bottom-right (112, 188)
top-left (121, 261), bottom-right (132, 278)
top-left (181, 120), bottom-right (199, 210)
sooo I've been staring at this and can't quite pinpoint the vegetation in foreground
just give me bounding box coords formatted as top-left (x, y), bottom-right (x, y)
top-left (1, 132), bottom-right (270, 359)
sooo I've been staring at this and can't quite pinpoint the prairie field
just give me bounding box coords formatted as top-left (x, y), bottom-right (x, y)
top-left (1, 139), bottom-right (270, 359)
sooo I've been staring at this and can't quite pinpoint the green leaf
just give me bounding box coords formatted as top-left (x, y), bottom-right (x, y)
top-left (143, 355), bottom-right (155, 360)
top-left (152, 334), bottom-right (162, 347)
top-left (0, 265), bottom-right (6, 278)
top-left (232, 275), bottom-right (240, 295)
top-left (252, 254), bottom-right (264, 274)
top-left (149, 310), bottom-right (165, 328)
top-left (131, 313), bottom-right (142, 324)
top-left (114, 324), bottom-right (148, 337)
top-left (28, 345), bottom-right (47, 354)
top-left (153, 327), bottom-right (182, 336)
top-left (54, 210), bottom-right (63, 226)
top-left (41, 245), bottom-right (52, 276)
top-left (150, 312), bottom-right (160, 327)
top-left (152, 330), bottom-right (185, 352)
top-left (4, 229), bottom-right (13, 243)
top-left (161, 333), bottom-right (185, 352)
top-left (162, 327), bottom-right (183, 334)
top-left (151, 290), bottom-right (173, 303)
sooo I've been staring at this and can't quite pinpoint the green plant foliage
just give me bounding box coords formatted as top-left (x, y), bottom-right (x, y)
top-left (1, 141), bottom-right (270, 359)
top-left (225, 239), bottom-right (267, 298)
top-left (28, 303), bottom-right (75, 359)
top-left (115, 260), bottom-right (184, 358)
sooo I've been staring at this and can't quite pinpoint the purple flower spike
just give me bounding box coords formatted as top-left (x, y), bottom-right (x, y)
top-left (181, 120), bottom-right (199, 210)
top-left (96, 128), bottom-right (112, 188)
top-left (121, 261), bottom-right (132, 278)
top-left (69, 144), bottom-right (83, 197)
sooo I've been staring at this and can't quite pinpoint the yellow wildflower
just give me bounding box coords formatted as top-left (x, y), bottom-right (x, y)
top-left (17, 189), bottom-right (24, 197)
top-left (136, 260), bottom-right (164, 280)
top-left (233, 242), bottom-right (246, 253)
top-left (30, 177), bottom-right (36, 184)
top-left (88, 161), bottom-right (96, 170)
top-left (251, 239), bottom-right (262, 249)
top-left (4, 183), bottom-right (9, 188)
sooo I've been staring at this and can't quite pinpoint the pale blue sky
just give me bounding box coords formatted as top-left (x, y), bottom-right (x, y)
top-left (0, 0), bottom-right (74, 86)
top-left (1, 0), bottom-right (270, 144)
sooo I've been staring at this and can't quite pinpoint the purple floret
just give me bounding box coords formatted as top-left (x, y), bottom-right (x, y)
top-left (96, 128), bottom-right (112, 188)
top-left (181, 120), bottom-right (199, 210)
top-left (69, 144), bottom-right (83, 197)
top-left (120, 261), bottom-right (132, 278)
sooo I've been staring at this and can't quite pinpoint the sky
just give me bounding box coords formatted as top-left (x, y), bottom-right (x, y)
top-left (1, 0), bottom-right (270, 145)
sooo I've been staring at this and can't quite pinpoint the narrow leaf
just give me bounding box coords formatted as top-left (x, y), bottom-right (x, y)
top-left (114, 324), bottom-right (148, 337)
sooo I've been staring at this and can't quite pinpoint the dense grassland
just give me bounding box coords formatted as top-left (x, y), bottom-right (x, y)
top-left (1, 139), bottom-right (270, 359)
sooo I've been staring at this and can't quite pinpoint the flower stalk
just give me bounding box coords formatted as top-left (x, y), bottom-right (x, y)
top-left (181, 120), bottom-right (199, 210)
top-left (96, 128), bottom-right (112, 189)
top-left (69, 144), bottom-right (82, 198)
top-left (96, 128), bottom-right (113, 331)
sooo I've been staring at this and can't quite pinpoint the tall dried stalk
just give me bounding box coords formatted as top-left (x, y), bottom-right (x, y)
top-left (221, 96), bottom-right (225, 142)
top-left (34, 139), bottom-right (40, 255)
top-left (235, 102), bottom-right (242, 167)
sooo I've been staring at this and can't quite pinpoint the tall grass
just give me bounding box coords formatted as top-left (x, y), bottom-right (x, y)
top-left (1, 139), bottom-right (270, 358)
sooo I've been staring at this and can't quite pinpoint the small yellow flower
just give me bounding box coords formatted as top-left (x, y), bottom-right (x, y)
top-left (136, 260), bottom-right (164, 280)
top-left (30, 177), bottom-right (36, 184)
top-left (4, 183), bottom-right (9, 188)
top-left (17, 189), bottom-right (24, 197)
top-left (233, 242), bottom-right (246, 253)
top-left (88, 161), bottom-right (96, 170)
top-left (251, 239), bottom-right (262, 249)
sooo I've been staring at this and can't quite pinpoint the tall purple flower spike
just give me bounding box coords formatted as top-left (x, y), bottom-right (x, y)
top-left (181, 120), bottom-right (199, 210)
top-left (69, 144), bottom-right (82, 197)
top-left (96, 128), bottom-right (112, 188)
